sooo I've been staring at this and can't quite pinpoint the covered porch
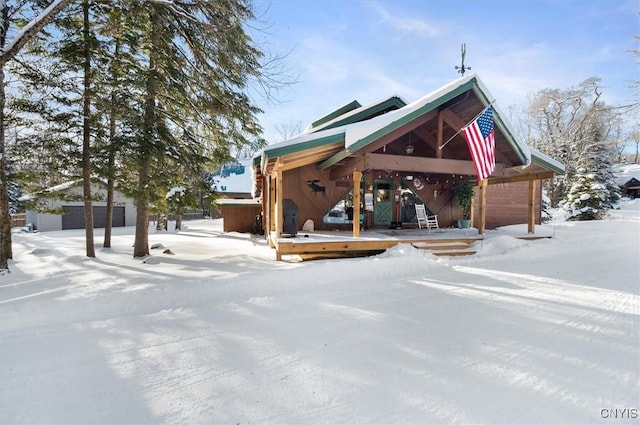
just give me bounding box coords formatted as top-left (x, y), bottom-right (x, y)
top-left (252, 74), bottom-right (564, 261)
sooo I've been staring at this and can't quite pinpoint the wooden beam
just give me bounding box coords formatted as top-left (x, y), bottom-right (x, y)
top-left (441, 108), bottom-right (466, 130)
top-left (364, 153), bottom-right (505, 176)
top-left (488, 171), bottom-right (555, 185)
top-left (528, 179), bottom-right (536, 234)
top-left (329, 156), bottom-right (366, 181)
top-left (478, 178), bottom-right (487, 234)
top-left (353, 171), bottom-right (362, 237)
top-left (436, 109), bottom-right (444, 159)
top-left (351, 109), bottom-right (438, 156)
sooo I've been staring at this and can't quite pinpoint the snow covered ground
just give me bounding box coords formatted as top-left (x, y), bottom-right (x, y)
top-left (1, 201), bottom-right (639, 424)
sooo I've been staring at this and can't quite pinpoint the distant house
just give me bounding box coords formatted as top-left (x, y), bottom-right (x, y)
top-left (20, 180), bottom-right (137, 232)
top-left (211, 159), bottom-right (254, 199)
top-left (614, 163), bottom-right (640, 199)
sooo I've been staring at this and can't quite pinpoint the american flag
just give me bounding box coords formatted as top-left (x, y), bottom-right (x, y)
top-left (462, 105), bottom-right (495, 181)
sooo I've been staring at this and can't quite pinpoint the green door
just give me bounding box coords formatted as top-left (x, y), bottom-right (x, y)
top-left (373, 180), bottom-right (393, 227)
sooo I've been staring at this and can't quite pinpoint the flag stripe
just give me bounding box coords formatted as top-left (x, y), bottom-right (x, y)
top-left (462, 106), bottom-right (496, 181)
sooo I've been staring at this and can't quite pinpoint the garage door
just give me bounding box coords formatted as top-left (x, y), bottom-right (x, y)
top-left (62, 206), bottom-right (125, 230)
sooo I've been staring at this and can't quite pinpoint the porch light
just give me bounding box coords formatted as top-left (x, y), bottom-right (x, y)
top-left (405, 144), bottom-right (414, 155)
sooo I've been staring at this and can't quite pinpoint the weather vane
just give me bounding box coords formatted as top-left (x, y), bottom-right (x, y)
top-left (455, 43), bottom-right (471, 76)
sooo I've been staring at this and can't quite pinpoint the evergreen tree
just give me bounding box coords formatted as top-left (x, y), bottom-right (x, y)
top-left (92, 0), bottom-right (145, 248)
top-left (562, 166), bottom-right (610, 220)
top-left (131, 0), bottom-right (267, 257)
top-left (10, 0), bottom-right (105, 257)
top-left (7, 181), bottom-right (20, 214)
top-left (562, 122), bottom-right (620, 220)
top-left (1, 0), bottom-right (73, 273)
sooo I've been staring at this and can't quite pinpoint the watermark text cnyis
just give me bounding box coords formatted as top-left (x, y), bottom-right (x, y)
top-left (600, 408), bottom-right (638, 420)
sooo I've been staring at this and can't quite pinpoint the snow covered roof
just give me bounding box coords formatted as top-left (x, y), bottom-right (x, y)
top-left (530, 148), bottom-right (565, 175)
top-left (613, 163), bottom-right (640, 186)
top-left (256, 73), bottom-right (565, 179)
top-left (304, 95), bottom-right (408, 134)
top-left (305, 100), bottom-right (362, 132)
top-left (18, 177), bottom-right (110, 202)
top-left (338, 73), bottom-right (529, 165)
top-left (212, 158), bottom-right (253, 194)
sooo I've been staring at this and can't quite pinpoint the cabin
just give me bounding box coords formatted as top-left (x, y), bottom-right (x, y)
top-left (251, 74), bottom-right (564, 260)
top-left (614, 163), bottom-right (640, 199)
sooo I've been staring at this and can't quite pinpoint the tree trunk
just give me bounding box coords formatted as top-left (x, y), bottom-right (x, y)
top-left (103, 38), bottom-right (121, 249)
top-left (1, 0), bottom-right (73, 272)
top-left (0, 65), bottom-right (11, 273)
top-left (175, 210), bottom-right (182, 231)
top-left (103, 144), bottom-right (115, 248)
top-left (133, 4), bottom-right (161, 258)
top-left (0, 5), bottom-right (11, 272)
top-left (133, 157), bottom-right (150, 257)
top-left (82, 0), bottom-right (95, 257)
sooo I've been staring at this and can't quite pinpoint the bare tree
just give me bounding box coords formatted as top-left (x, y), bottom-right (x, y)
top-left (525, 78), bottom-right (624, 207)
top-left (274, 120), bottom-right (304, 142)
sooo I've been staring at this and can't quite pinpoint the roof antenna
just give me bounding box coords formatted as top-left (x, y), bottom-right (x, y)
top-left (455, 43), bottom-right (471, 76)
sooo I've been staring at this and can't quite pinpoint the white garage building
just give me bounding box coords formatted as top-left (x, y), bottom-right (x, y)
top-left (21, 180), bottom-right (137, 232)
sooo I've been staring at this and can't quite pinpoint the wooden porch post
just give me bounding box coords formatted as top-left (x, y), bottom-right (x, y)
top-left (528, 179), bottom-right (536, 234)
top-left (478, 179), bottom-right (488, 234)
top-left (353, 170), bottom-right (362, 237)
top-left (436, 110), bottom-right (444, 159)
top-left (275, 168), bottom-right (283, 238)
top-left (267, 174), bottom-right (276, 247)
top-left (261, 175), bottom-right (270, 243)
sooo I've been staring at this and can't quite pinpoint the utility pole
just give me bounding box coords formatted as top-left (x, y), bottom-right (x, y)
top-left (455, 43), bottom-right (471, 76)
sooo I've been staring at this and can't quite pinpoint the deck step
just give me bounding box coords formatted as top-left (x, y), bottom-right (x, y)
top-left (412, 241), bottom-right (470, 250)
top-left (432, 250), bottom-right (477, 257)
top-left (412, 241), bottom-right (477, 257)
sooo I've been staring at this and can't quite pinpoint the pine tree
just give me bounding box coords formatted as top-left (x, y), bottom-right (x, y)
top-left (562, 166), bottom-right (610, 220)
top-left (92, 0), bottom-right (145, 248)
top-left (131, 0), bottom-right (267, 257)
top-left (1, 0), bottom-right (73, 273)
top-left (10, 0), bottom-right (104, 257)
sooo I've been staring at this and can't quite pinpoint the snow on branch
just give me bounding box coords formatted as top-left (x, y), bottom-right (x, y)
top-left (1, 0), bottom-right (73, 64)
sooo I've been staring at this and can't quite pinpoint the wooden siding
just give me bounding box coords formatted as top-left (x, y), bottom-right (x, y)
top-left (474, 181), bottom-right (541, 230)
top-left (219, 204), bottom-right (262, 233)
top-left (281, 166), bottom-right (351, 230)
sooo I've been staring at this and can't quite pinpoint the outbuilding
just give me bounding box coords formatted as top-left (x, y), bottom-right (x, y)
top-left (20, 179), bottom-right (137, 232)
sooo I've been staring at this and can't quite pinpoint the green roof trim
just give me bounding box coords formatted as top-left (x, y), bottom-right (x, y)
top-left (309, 100), bottom-right (362, 130)
top-left (262, 132), bottom-right (346, 171)
top-left (347, 80), bottom-right (476, 153)
top-left (315, 96), bottom-right (407, 133)
top-left (346, 77), bottom-right (528, 166)
top-left (531, 150), bottom-right (565, 175)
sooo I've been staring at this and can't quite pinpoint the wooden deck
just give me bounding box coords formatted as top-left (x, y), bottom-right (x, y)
top-left (271, 228), bottom-right (484, 261)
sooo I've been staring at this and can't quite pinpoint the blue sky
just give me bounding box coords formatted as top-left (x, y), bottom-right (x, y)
top-left (250, 0), bottom-right (638, 144)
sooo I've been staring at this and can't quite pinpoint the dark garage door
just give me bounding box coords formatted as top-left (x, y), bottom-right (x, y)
top-left (62, 206), bottom-right (125, 230)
